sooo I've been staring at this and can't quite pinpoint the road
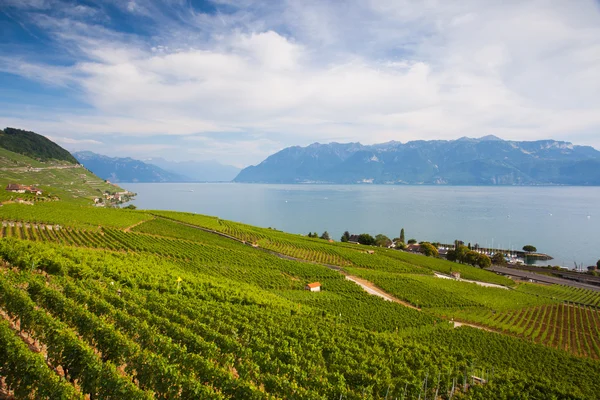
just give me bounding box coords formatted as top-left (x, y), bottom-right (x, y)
top-left (488, 266), bottom-right (600, 292)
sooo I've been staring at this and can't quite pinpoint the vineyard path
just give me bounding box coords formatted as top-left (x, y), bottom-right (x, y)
top-left (124, 217), bottom-right (155, 232)
top-left (159, 216), bottom-right (499, 332)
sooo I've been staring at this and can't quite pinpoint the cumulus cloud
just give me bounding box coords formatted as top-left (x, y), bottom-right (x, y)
top-left (1, 0), bottom-right (599, 165)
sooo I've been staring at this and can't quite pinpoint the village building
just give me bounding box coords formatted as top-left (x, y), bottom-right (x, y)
top-left (348, 234), bottom-right (360, 244)
top-left (5, 184), bottom-right (26, 193)
top-left (305, 282), bottom-right (321, 292)
top-left (406, 243), bottom-right (421, 253)
top-left (5, 184), bottom-right (42, 195)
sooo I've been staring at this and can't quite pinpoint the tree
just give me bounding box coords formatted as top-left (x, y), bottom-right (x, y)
top-left (477, 254), bottom-right (492, 269)
top-left (491, 253), bottom-right (507, 266)
top-left (523, 245), bottom-right (537, 253)
top-left (454, 245), bottom-right (469, 263)
top-left (340, 231), bottom-right (350, 242)
top-left (464, 250), bottom-right (480, 266)
top-left (399, 228), bottom-right (405, 244)
top-left (446, 249), bottom-right (457, 262)
top-left (123, 204), bottom-right (136, 210)
top-left (357, 233), bottom-right (376, 246)
top-left (407, 238), bottom-right (417, 245)
top-left (597, 259), bottom-right (600, 269)
top-left (374, 234), bottom-right (392, 247)
top-left (320, 231), bottom-right (330, 240)
top-left (419, 242), bottom-right (439, 258)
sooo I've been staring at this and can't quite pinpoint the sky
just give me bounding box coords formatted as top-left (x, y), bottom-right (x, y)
top-left (1, 0), bottom-right (599, 167)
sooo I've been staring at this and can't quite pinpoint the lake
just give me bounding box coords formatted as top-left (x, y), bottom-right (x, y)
top-left (122, 183), bottom-right (600, 268)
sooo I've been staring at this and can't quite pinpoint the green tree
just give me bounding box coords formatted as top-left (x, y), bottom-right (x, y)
top-left (340, 231), bottom-right (350, 242)
top-left (374, 234), bottom-right (392, 247)
top-left (419, 242), bottom-right (439, 257)
top-left (477, 253), bottom-right (492, 269)
top-left (357, 233), bottom-right (376, 246)
top-left (407, 238), bottom-right (417, 245)
top-left (446, 249), bottom-right (457, 262)
top-left (523, 245), bottom-right (537, 253)
top-left (320, 231), bottom-right (331, 240)
top-left (465, 250), bottom-right (480, 266)
top-left (597, 259), bottom-right (600, 269)
top-left (491, 253), bottom-right (507, 266)
top-left (454, 245), bottom-right (470, 263)
top-left (399, 228), bottom-right (405, 244)
top-left (123, 204), bottom-right (136, 210)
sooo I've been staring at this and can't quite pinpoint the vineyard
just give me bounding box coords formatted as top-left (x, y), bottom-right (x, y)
top-left (0, 203), bottom-right (600, 398)
top-left (434, 303), bottom-right (600, 359)
top-left (516, 282), bottom-right (600, 307)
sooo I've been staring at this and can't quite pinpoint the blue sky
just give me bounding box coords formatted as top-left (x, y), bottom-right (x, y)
top-left (1, 0), bottom-right (600, 167)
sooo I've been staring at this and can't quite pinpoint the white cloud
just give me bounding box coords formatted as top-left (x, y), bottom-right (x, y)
top-left (1, 0), bottom-right (600, 165)
top-left (47, 136), bottom-right (102, 145)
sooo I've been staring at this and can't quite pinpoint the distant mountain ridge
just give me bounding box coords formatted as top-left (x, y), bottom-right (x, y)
top-left (0, 127), bottom-right (78, 164)
top-left (234, 136), bottom-right (600, 185)
top-left (74, 151), bottom-right (187, 183)
top-left (145, 158), bottom-right (240, 182)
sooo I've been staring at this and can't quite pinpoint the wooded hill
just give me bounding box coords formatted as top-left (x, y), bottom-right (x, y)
top-left (0, 127), bottom-right (78, 164)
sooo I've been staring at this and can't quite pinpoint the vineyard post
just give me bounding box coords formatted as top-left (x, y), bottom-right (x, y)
top-left (434, 372), bottom-right (440, 399)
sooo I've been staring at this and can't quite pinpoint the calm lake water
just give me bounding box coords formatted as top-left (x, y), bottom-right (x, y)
top-left (122, 183), bottom-right (600, 268)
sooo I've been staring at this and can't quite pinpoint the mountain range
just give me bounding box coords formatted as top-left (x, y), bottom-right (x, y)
top-left (74, 151), bottom-right (187, 183)
top-left (234, 136), bottom-right (600, 185)
top-left (144, 158), bottom-right (240, 182)
top-left (74, 152), bottom-right (240, 183)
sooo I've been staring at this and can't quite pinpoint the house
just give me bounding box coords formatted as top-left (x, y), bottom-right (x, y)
top-left (305, 282), bottom-right (321, 292)
top-left (348, 235), bottom-right (360, 244)
top-left (406, 244), bottom-right (421, 253)
top-left (451, 271), bottom-right (461, 280)
top-left (5, 184), bottom-right (42, 195)
top-left (6, 184), bottom-right (26, 193)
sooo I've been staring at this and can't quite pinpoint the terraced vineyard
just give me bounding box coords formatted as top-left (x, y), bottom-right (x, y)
top-left (516, 282), bottom-right (600, 307)
top-left (437, 303), bottom-right (600, 359)
top-left (1, 204), bottom-right (600, 398)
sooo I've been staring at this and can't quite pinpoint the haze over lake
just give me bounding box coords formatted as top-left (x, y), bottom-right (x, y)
top-left (123, 183), bottom-right (599, 268)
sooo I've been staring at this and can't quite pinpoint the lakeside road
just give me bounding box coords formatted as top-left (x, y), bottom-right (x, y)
top-left (488, 266), bottom-right (600, 292)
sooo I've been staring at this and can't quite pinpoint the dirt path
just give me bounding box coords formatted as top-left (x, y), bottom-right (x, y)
top-left (452, 320), bottom-right (496, 332)
top-left (344, 275), bottom-right (421, 310)
top-left (124, 218), bottom-right (153, 232)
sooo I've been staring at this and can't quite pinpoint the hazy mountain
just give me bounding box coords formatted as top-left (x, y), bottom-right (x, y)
top-left (146, 158), bottom-right (241, 182)
top-left (234, 137), bottom-right (600, 185)
top-left (74, 151), bottom-right (187, 183)
top-left (0, 127), bottom-right (78, 163)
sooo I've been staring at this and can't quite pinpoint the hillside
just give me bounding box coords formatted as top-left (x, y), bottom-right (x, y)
top-left (74, 151), bottom-right (188, 183)
top-left (0, 127), bottom-right (78, 164)
top-left (235, 136), bottom-right (600, 185)
top-left (0, 197), bottom-right (599, 398)
top-left (0, 145), bottom-right (129, 205)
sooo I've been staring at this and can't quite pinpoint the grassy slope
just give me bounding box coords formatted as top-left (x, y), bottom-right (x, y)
top-left (0, 203), bottom-right (599, 398)
top-left (0, 147), bottom-right (125, 204)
